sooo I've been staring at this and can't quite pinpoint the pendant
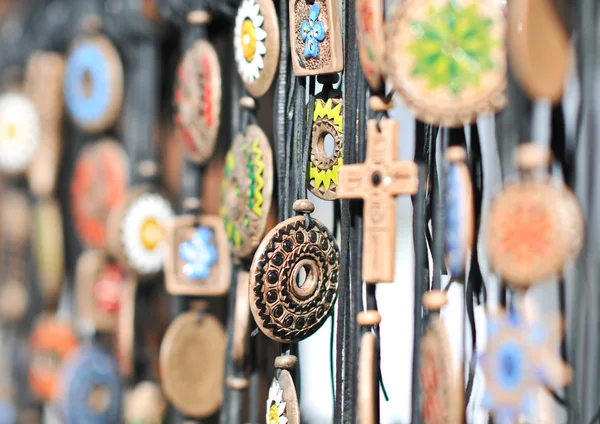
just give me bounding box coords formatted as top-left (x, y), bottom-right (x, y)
top-left (266, 370), bottom-right (299, 424)
top-left (115, 279), bottom-right (137, 378)
top-left (124, 381), bottom-right (166, 424)
top-left (357, 332), bottom-right (377, 424)
top-left (356, 0), bottom-right (386, 90)
top-left (232, 271), bottom-right (250, 366)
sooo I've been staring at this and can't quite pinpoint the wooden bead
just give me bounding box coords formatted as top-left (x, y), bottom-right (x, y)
top-left (368, 96), bottom-right (393, 112)
top-left (81, 15), bottom-right (102, 32)
top-left (292, 199), bottom-right (315, 214)
top-left (182, 197), bottom-right (201, 211)
top-left (514, 143), bottom-right (552, 170)
top-left (226, 376), bottom-right (248, 390)
top-left (137, 161), bottom-right (158, 178)
top-left (422, 291), bottom-right (448, 311)
top-left (187, 10), bottom-right (211, 24)
top-left (239, 96), bottom-right (256, 110)
top-left (445, 146), bottom-right (467, 163)
top-left (317, 74), bottom-right (340, 85)
top-left (356, 311), bottom-right (382, 327)
top-left (274, 355), bottom-right (298, 370)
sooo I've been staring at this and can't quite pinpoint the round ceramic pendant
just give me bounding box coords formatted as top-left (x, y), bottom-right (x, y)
top-left (71, 139), bottom-right (129, 249)
top-left (233, 0), bottom-right (280, 98)
top-left (486, 181), bottom-right (570, 287)
top-left (0, 400), bottom-right (16, 424)
top-left (174, 40), bottom-right (221, 164)
top-left (164, 215), bottom-right (231, 296)
top-left (115, 279), bottom-right (136, 378)
top-left (358, 332), bottom-right (377, 424)
top-left (59, 346), bottom-right (122, 423)
top-left (356, 0), bottom-right (386, 90)
top-left (33, 198), bottom-right (65, 303)
top-left (29, 317), bottom-right (79, 402)
top-left (221, 125), bottom-right (273, 260)
top-left (159, 311), bottom-right (225, 417)
top-left (444, 148), bottom-right (473, 277)
top-left (266, 371), bottom-right (299, 424)
top-left (386, 0), bottom-right (507, 126)
top-left (108, 189), bottom-right (175, 278)
top-left (419, 318), bottom-right (461, 424)
top-left (76, 250), bottom-right (127, 332)
top-left (0, 93), bottom-right (41, 175)
top-left (64, 35), bottom-right (123, 133)
top-left (309, 97), bottom-right (343, 201)
top-left (124, 381), bottom-right (166, 424)
top-left (249, 215), bottom-right (339, 343)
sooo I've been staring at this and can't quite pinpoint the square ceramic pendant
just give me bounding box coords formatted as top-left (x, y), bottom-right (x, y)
top-left (164, 215), bottom-right (231, 296)
top-left (289, 0), bottom-right (344, 76)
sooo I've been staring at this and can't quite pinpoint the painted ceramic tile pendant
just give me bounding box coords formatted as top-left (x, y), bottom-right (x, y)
top-left (309, 95), bottom-right (343, 200)
top-left (386, 0), bottom-right (507, 126)
top-left (356, 0), bottom-right (386, 90)
top-left (59, 346), bottom-right (122, 423)
top-left (64, 35), bottom-right (124, 133)
top-left (479, 308), bottom-right (570, 424)
top-left (249, 200), bottom-right (339, 343)
top-left (220, 125), bottom-right (273, 260)
top-left (164, 215), bottom-right (231, 296)
top-left (234, 0), bottom-right (280, 98)
top-left (266, 373), bottom-right (299, 424)
top-left (289, 0), bottom-right (344, 76)
top-left (174, 40), bottom-right (221, 164)
top-left (0, 93), bottom-right (41, 175)
top-left (70, 139), bottom-right (129, 249)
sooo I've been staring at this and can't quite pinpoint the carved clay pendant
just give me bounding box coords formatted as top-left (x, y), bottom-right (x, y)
top-left (71, 139), bottom-right (129, 249)
top-left (159, 311), bottom-right (226, 417)
top-left (386, 0), bottom-right (507, 126)
top-left (356, 0), bottom-right (386, 90)
top-left (64, 35), bottom-right (124, 133)
top-left (165, 215), bottom-right (231, 296)
top-left (234, 0), bottom-right (280, 98)
top-left (266, 370), bottom-right (300, 424)
top-left (124, 381), bottom-right (166, 424)
top-left (249, 200), bottom-right (339, 343)
top-left (220, 125), bottom-right (273, 260)
top-left (175, 40), bottom-right (221, 164)
top-left (309, 94), bottom-right (343, 200)
top-left (289, 0), bottom-right (344, 76)
top-left (0, 93), bottom-right (41, 175)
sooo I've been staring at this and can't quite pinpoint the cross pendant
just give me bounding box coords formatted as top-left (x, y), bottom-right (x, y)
top-left (337, 119), bottom-right (418, 283)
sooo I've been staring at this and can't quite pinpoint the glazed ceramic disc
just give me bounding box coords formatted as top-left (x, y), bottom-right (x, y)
top-left (159, 312), bottom-right (225, 417)
top-left (387, 0), bottom-right (507, 126)
top-left (486, 181), bottom-right (570, 287)
top-left (59, 346), bottom-right (122, 423)
top-left (220, 125), bottom-right (273, 260)
top-left (249, 215), bottom-right (339, 343)
top-left (234, 0), bottom-right (280, 98)
top-left (356, 0), bottom-right (386, 90)
top-left (266, 371), bottom-right (299, 424)
top-left (70, 139), bottom-right (129, 249)
top-left (419, 318), bottom-right (462, 424)
top-left (29, 317), bottom-right (79, 402)
top-left (64, 35), bottom-right (123, 133)
top-left (0, 93), bottom-right (41, 175)
top-left (174, 40), bottom-right (221, 164)
top-left (33, 198), bottom-right (65, 304)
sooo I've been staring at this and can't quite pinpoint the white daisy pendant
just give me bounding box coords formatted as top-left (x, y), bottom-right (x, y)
top-left (234, 0), bottom-right (280, 98)
top-left (119, 190), bottom-right (175, 278)
top-left (266, 371), bottom-right (299, 424)
top-left (0, 93), bottom-right (41, 175)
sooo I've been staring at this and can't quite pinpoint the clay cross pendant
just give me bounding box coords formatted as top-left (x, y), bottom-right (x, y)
top-left (337, 119), bottom-right (418, 283)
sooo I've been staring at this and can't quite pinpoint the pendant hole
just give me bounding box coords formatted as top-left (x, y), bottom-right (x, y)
top-left (323, 134), bottom-right (335, 157)
top-left (82, 70), bottom-right (93, 98)
top-left (88, 385), bottom-right (110, 413)
top-left (296, 265), bottom-right (309, 288)
top-left (371, 171), bottom-right (382, 186)
top-left (291, 260), bottom-right (319, 299)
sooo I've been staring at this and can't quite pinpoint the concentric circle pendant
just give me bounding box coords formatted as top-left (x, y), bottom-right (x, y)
top-left (221, 125), bottom-right (273, 260)
top-left (64, 35), bottom-right (123, 133)
top-left (175, 40), bottom-right (221, 164)
top-left (386, 0), bottom-right (507, 126)
top-left (249, 215), bottom-right (339, 343)
top-left (234, 0), bottom-right (280, 98)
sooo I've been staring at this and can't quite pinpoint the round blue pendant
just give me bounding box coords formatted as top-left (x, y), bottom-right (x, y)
top-left (60, 346), bottom-right (122, 423)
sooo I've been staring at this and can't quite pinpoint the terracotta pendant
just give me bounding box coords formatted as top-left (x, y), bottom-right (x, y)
top-left (266, 370), bottom-right (300, 424)
top-left (289, 0), bottom-right (344, 76)
top-left (234, 0), bottom-right (280, 98)
top-left (64, 34), bottom-right (124, 133)
top-left (356, 0), bottom-right (386, 90)
top-left (33, 198), bottom-right (65, 304)
top-left (309, 94), bottom-right (343, 201)
top-left (124, 381), bottom-right (166, 424)
top-left (0, 92), bottom-right (41, 175)
top-left (337, 119), bottom-right (418, 282)
top-left (115, 279), bottom-right (136, 378)
top-left (159, 311), bottom-right (226, 417)
top-left (107, 188), bottom-right (175, 279)
top-left (59, 346), bottom-right (122, 423)
top-left (443, 147), bottom-right (474, 277)
top-left (220, 124), bottom-right (273, 260)
top-left (24, 52), bottom-right (65, 197)
top-left (249, 200), bottom-right (339, 343)
top-left (71, 139), bottom-right (129, 249)
top-left (386, 0), bottom-right (507, 126)
top-left (175, 40), bottom-right (221, 164)
top-left (164, 215), bottom-right (231, 296)
top-left (29, 317), bottom-right (79, 402)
